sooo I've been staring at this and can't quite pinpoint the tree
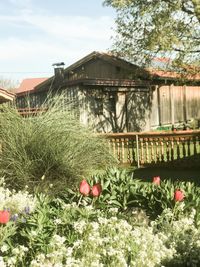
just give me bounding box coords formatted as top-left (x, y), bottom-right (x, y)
top-left (104, 0), bottom-right (200, 71)
top-left (0, 77), bottom-right (19, 92)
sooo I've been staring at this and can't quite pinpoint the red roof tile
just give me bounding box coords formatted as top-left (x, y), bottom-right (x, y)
top-left (149, 69), bottom-right (200, 80)
top-left (153, 57), bottom-right (171, 63)
top-left (16, 78), bottom-right (48, 94)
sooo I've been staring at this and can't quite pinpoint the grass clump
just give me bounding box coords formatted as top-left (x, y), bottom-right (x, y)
top-left (0, 95), bottom-right (116, 194)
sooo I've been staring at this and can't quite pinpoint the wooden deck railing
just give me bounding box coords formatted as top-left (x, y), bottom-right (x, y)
top-left (103, 130), bottom-right (200, 167)
top-left (17, 108), bottom-right (48, 116)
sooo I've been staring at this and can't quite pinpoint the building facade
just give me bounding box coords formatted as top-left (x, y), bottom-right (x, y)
top-left (16, 51), bottom-right (200, 132)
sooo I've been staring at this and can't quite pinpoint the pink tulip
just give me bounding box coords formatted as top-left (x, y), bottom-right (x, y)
top-left (79, 179), bottom-right (90, 196)
top-left (0, 210), bottom-right (10, 224)
top-left (91, 183), bottom-right (102, 197)
top-left (153, 176), bottom-right (161, 185)
top-left (174, 190), bottom-right (184, 202)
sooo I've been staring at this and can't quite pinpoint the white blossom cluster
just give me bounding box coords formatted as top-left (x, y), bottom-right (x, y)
top-left (30, 213), bottom-right (174, 267)
top-left (0, 178), bottom-right (36, 214)
top-left (1, 199), bottom-right (200, 266)
top-left (155, 208), bottom-right (200, 266)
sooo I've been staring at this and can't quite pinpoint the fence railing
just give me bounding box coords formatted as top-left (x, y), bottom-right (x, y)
top-left (17, 108), bottom-right (48, 116)
top-left (103, 130), bottom-right (200, 167)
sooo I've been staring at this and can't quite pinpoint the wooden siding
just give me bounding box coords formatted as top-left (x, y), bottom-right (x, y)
top-left (67, 58), bottom-right (140, 81)
top-left (150, 85), bottom-right (200, 129)
top-left (16, 84), bottom-right (200, 133)
top-left (186, 86), bottom-right (200, 119)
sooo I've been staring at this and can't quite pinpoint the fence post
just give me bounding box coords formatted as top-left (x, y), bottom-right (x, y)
top-left (183, 85), bottom-right (187, 122)
top-left (136, 134), bottom-right (140, 168)
top-left (156, 85), bottom-right (162, 126)
top-left (169, 84), bottom-right (174, 125)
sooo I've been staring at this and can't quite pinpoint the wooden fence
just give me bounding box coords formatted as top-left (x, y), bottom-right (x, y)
top-left (103, 130), bottom-right (200, 168)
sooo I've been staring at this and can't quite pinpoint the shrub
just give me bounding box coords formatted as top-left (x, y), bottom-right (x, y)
top-left (154, 208), bottom-right (200, 267)
top-left (0, 96), bottom-right (116, 194)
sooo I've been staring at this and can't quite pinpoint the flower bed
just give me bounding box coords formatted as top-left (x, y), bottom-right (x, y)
top-left (0, 170), bottom-right (200, 266)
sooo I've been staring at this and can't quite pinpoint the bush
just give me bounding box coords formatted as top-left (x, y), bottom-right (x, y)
top-left (0, 96), bottom-right (116, 194)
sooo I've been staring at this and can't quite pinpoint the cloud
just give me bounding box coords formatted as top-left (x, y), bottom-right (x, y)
top-left (23, 14), bottom-right (114, 41)
top-left (8, 0), bottom-right (32, 8)
top-left (0, 12), bottom-right (114, 57)
top-left (0, 4), bottom-right (114, 80)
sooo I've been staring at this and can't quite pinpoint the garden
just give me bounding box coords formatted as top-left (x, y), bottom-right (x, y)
top-left (0, 97), bottom-right (200, 267)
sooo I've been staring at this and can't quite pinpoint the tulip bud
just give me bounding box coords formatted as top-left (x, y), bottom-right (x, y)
top-left (174, 190), bottom-right (184, 202)
top-left (79, 179), bottom-right (90, 196)
top-left (0, 210), bottom-right (10, 224)
top-left (91, 183), bottom-right (102, 197)
top-left (152, 176), bottom-right (160, 185)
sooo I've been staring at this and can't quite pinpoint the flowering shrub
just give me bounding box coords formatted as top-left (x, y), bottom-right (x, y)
top-left (0, 178), bottom-right (36, 219)
top-left (1, 172), bottom-right (200, 266)
top-left (154, 207), bottom-right (200, 267)
top-left (1, 196), bottom-right (199, 267)
top-left (5, 200), bottom-right (174, 267)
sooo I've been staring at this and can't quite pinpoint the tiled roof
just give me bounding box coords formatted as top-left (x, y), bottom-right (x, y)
top-left (16, 78), bottom-right (48, 94)
top-left (148, 69), bottom-right (200, 81)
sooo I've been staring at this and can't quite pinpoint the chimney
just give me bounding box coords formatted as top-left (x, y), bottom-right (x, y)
top-left (52, 62), bottom-right (65, 80)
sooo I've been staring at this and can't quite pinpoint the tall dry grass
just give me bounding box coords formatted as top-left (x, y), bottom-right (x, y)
top-left (0, 95), bottom-right (116, 194)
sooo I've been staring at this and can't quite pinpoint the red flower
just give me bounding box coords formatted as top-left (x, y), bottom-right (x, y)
top-left (153, 176), bottom-right (160, 185)
top-left (174, 190), bottom-right (184, 202)
top-left (79, 179), bottom-right (90, 196)
top-left (91, 183), bottom-right (102, 197)
top-left (0, 210), bottom-right (10, 224)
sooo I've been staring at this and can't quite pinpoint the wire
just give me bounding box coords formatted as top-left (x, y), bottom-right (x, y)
top-left (0, 72), bottom-right (52, 74)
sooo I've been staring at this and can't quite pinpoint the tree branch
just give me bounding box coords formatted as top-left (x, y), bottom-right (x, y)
top-left (174, 48), bottom-right (200, 53)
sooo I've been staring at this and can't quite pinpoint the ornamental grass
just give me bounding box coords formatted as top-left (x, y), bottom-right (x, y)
top-left (0, 95), bottom-right (116, 195)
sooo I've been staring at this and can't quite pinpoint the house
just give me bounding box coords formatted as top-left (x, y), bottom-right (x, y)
top-left (0, 88), bottom-right (15, 104)
top-left (15, 51), bottom-right (200, 132)
top-left (16, 77), bottom-right (49, 108)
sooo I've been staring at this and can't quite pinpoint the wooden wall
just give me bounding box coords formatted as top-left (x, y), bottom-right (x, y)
top-left (16, 82), bottom-right (200, 133)
top-left (67, 58), bottom-right (136, 81)
top-left (149, 85), bottom-right (200, 129)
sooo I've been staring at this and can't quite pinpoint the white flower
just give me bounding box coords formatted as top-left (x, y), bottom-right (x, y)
top-left (52, 235), bottom-right (66, 245)
top-left (73, 220), bottom-right (87, 234)
top-left (54, 218), bottom-right (62, 225)
top-left (31, 230), bottom-right (38, 237)
top-left (1, 244), bottom-right (9, 253)
top-left (0, 257), bottom-right (6, 267)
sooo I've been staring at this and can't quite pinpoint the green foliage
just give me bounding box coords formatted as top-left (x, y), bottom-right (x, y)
top-left (104, 0), bottom-right (200, 70)
top-left (1, 180), bottom-right (200, 266)
top-left (0, 96), bottom-right (116, 195)
top-left (70, 168), bottom-right (200, 220)
top-left (154, 208), bottom-right (200, 267)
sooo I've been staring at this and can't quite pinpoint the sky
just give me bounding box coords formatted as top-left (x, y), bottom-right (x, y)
top-left (0, 0), bottom-right (115, 84)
